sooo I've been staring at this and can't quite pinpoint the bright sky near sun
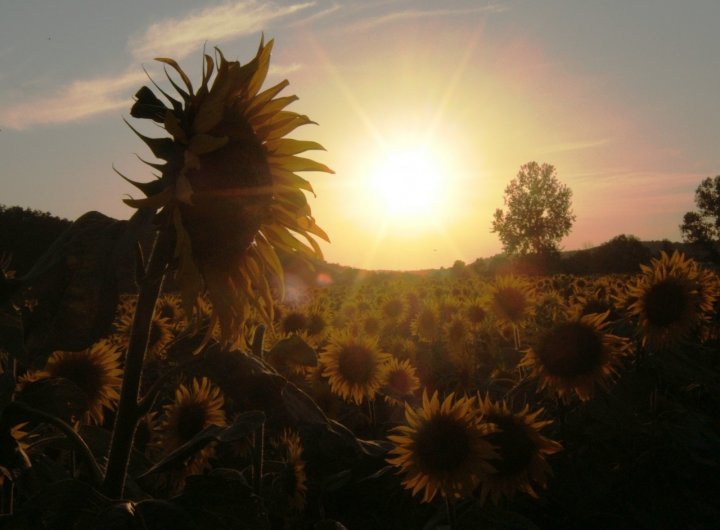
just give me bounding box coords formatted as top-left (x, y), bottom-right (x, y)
top-left (1, 0), bottom-right (719, 270)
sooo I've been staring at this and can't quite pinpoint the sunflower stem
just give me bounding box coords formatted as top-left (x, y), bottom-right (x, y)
top-left (103, 226), bottom-right (173, 498)
top-left (445, 496), bottom-right (457, 529)
top-left (253, 421), bottom-right (265, 496)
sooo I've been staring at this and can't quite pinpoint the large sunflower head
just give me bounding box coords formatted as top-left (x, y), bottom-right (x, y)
top-left (621, 251), bottom-right (718, 348)
top-left (521, 310), bottom-right (632, 401)
top-left (124, 38), bottom-right (332, 345)
top-left (477, 395), bottom-right (562, 505)
top-left (318, 331), bottom-right (391, 404)
top-left (45, 339), bottom-right (123, 425)
top-left (386, 391), bottom-right (497, 503)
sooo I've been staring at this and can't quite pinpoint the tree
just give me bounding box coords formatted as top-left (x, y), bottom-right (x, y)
top-left (491, 162), bottom-right (576, 256)
top-left (680, 175), bottom-right (720, 263)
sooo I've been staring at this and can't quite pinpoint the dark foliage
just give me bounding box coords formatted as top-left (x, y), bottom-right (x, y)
top-left (0, 206), bottom-right (71, 276)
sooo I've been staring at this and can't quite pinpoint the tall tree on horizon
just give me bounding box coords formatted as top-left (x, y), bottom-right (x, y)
top-left (491, 162), bottom-right (576, 256)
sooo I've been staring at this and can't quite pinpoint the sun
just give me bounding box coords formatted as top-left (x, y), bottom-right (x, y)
top-left (370, 147), bottom-right (447, 223)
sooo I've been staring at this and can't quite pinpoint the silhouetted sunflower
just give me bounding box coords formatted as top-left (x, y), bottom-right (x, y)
top-left (271, 429), bottom-right (308, 512)
top-left (477, 395), bottom-right (562, 505)
top-left (521, 311), bottom-right (632, 401)
top-left (123, 37), bottom-right (332, 344)
top-left (157, 377), bottom-right (226, 477)
top-left (319, 332), bottom-right (391, 404)
top-left (387, 391), bottom-right (497, 503)
top-left (622, 251), bottom-right (717, 348)
top-left (45, 340), bottom-right (122, 424)
top-left (382, 357), bottom-right (421, 406)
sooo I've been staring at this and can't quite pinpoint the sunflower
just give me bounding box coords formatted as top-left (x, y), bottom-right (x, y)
top-left (45, 339), bottom-right (123, 424)
top-left (476, 395), bottom-right (562, 505)
top-left (464, 297), bottom-right (488, 329)
top-left (361, 311), bottom-right (383, 337)
top-left (156, 377), bottom-right (226, 476)
top-left (386, 391), bottom-right (497, 503)
top-left (521, 310), bottom-right (632, 401)
top-left (155, 293), bottom-right (185, 331)
top-left (445, 313), bottom-right (472, 354)
top-left (381, 296), bottom-right (406, 322)
top-left (622, 251), bottom-right (718, 348)
top-left (270, 429), bottom-right (308, 512)
top-left (382, 357), bottom-right (421, 406)
top-left (123, 37), bottom-right (333, 345)
top-left (280, 308), bottom-right (308, 334)
top-left (411, 303), bottom-right (441, 342)
top-left (487, 276), bottom-right (535, 329)
top-left (318, 331), bottom-right (391, 404)
top-left (113, 311), bottom-right (175, 359)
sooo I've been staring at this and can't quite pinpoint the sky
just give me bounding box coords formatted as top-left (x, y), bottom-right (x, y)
top-left (1, 0), bottom-right (719, 270)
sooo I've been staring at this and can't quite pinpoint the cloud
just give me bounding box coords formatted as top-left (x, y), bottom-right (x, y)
top-left (287, 3), bottom-right (342, 27)
top-left (342, 3), bottom-right (507, 33)
top-left (0, 70), bottom-right (146, 130)
top-left (536, 138), bottom-right (612, 155)
top-left (128, 0), bottom-right (315, 61)
top-left (1, 1), bottom-right (314, 129)
top-left (269, 62), bottom-right (303, 76)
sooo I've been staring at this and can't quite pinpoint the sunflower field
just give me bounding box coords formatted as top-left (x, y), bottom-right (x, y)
top-left (1, 39), bottom-right (720, 530)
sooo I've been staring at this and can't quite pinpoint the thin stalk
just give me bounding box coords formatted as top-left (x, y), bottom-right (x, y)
top-left (103, 228), bottom-right (172, 498)
top-left (445, 496), bottom-right (457, 529)
top-left (253, 421), bottom-right (265, 496)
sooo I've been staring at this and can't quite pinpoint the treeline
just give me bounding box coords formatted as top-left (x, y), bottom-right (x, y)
top-left (469, 234), bottom-right (716, 277)
top-left (0, 205), bottom-right (72, 275)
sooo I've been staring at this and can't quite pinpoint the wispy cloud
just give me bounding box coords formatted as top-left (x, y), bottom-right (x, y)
top-left (128, 0), bottom-right (315, 61)
top-left (536, 137), bottom-right (612, 155)
top-left (287, 3), bottom-right (342, 27)
top-left (343, 4), bottom-right (507, 33)
top-left (0, 70), bottom-right (145, 130)
top-left (269, 62), bottom-right (303, 76)
top-left (1, 1), bottom-right (315, 129)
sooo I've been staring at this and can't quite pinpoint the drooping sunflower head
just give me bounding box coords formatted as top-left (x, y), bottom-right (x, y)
top-left (521, 310), bottom-right (632, 401)
top-left (318, 331), bottom-right (391, 404)
top-left (387, 391), bottom-right (497, 503)
top-left (621, 251), bottom-right (718, 348)
top-left (124, 38), bottom-right (333, 345)
top-left (477, 395), bottom-right (562, 505)
top-left (45, 339), bottom-right (123, 425)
